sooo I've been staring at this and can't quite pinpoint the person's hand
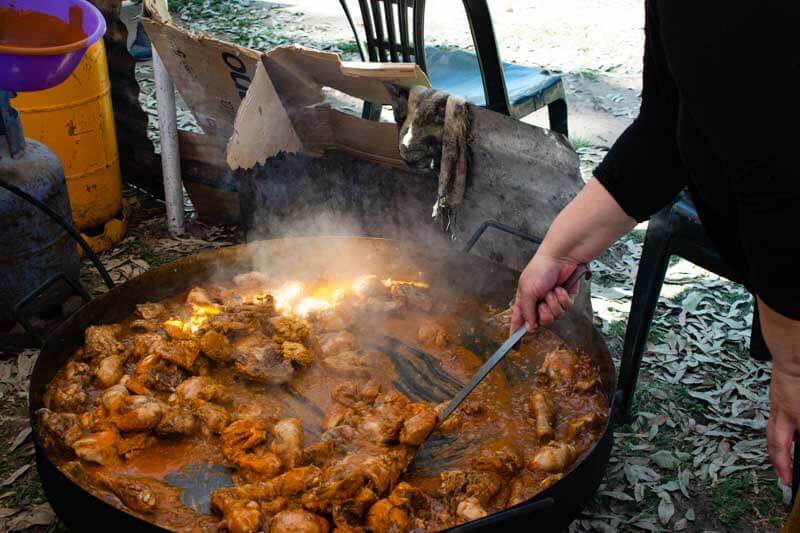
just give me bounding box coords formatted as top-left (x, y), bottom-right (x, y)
top-left (511, 252), bottom-right (581, 332)
top-left (767, 368), bottom-right (800, 485)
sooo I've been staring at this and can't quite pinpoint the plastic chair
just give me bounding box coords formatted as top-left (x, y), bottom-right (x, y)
top-left (339, 0), bottom-right (568, 135)
top-left (615, 191), bottom-right (769, 420)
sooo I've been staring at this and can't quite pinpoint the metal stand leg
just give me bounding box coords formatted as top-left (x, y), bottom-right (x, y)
top-left (616, 216), bottom-right (672, 422)
top-left (362, 101), bottom-right (383, 121)
top-left (547, 98), bottom-right (568, 137)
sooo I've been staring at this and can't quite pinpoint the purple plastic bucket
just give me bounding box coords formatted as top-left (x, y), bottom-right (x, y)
top-left (0, 0), bottom-right (106, 92)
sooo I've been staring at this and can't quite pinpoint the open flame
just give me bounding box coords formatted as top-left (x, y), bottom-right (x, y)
top-left (273, 282), bottom-right (306, 314)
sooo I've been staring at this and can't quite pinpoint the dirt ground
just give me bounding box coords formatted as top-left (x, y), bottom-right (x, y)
top-left (0, 0), bottom-right (791, 532)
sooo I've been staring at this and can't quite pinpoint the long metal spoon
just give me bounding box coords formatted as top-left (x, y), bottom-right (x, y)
top-left (437, 263), bottom-right (591, 423)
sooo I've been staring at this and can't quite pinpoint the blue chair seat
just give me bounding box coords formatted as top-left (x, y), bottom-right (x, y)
top-left (424, 46), bottom-right (563, 117)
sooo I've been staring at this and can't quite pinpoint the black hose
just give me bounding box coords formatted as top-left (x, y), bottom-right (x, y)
top-left (0, 178), bottom-right (115, 290)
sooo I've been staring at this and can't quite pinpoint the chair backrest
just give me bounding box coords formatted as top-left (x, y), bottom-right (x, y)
top-left (348, 0), bottom-right (428, 72)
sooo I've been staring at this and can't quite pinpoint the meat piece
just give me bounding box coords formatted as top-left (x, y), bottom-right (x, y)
top-left (259, 497), bottom-right (288, 518)
top-left (72, 430), bottom-right (120, 466)
top-left (527, 442), bottom-right (577, 473)
top-left (157, 340), bottom-right (200, 370)
top-left (320, 425), bottom-right (358, 449)
top-left (359, 379), bottom-right (382, 404)
top-left (200, 330), bottom-right (233, 363)
top-left (388, 482), bottom-right (419, 508)
top-left (212, 494), bottom-right (262, 533)
top-left (192, 399), bottom-right (230, 435)
top-left (187, 286), bottom-right (215, 306)
top-left (95, 352), bottom-right (127, 388)
top-left (439, 470), bottom-right (503, 508)
top-left (564, 412), bottom-right (603, 441)
top-left (456, 497), bottom-right (487, 521)
top-left (143, 358), bottom-right (187, 392)
top-left (333, 487), bottom-right (378, 529)
top-left (302, 441), bottom-right (335, 466)
top-left (574, 356), bottom-right (599, 392)
top-left (101, 380), bottom-right (130, 412)
top-left (233, 333), bottom-right (294, 385)
top-left (268, 316), bottom-right (311, 345)
top-left (331, 382), bottom-right (362, 408)
top-left (135, 302), bottom-right (165, 320)
top-left (232, 402), bottom-right (282, 425)
top-left (45, 361), bottom-right (91, 413)
top-left (319, 331), bottom-right (358, 357)
top-left (528, 392), bottom-right (555, 441)
top-left (322, 404), bottom-right (354, 432)
top-left (156, 404), bottom-right (199, 436)
top-left (221, 418), bottom-right (269, 461)
top-left (271, 418), bottom-right (304, 468)
top-left (390, 283), bottom-right (433, 312)
top-left (365, 498), bottom-right (409, 533)
top-left (94, 472), bottom-right (165, 514)
top-left (539, 349), bottom-right (578, 383)
top-left (352, 275), bottom-right (389, 300)
top-left (37, 409), bottom-right (82, 452)
top-left (113, 395), bottom-right (163, 432)
top-left (399, 407), bottom-right (437, 445)
top-left (270, 509), bottom-right (330, 533)
top-left (235, 451), bottom-right (283, 480)
top-left (282, 341), bottom-right (314, 367)
top-left (322, 351), bottom-right (371, 378)
top-left (307, 308), bottom-right (347, 333)
top-left (129, 318), bottom-right (161, 332)
top-left (84, 324), bottom-right (124, 357)
top-left (359, 404), bottom-right (406, 445)
top-left (470, 442), bottom-right (523, 477)
top-left (163, 319), bottom-right (195, 341)
top-left (214, 466), bottom-right (322, 503)
top-left (417, 321), bottom-right (448, 347)
top-left (132, 333), bottom-right (167, 358)
top-left (176, 376), bottom-right (229, 403)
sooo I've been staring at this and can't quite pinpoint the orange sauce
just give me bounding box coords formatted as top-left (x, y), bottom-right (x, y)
top-left (0, 7), bottom-right (85, 48)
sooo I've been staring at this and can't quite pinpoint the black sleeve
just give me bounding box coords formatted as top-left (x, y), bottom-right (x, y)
top-left (735, 158), bottom-right (800, 321)
top-left (593, 0), bottom-right (687, 222)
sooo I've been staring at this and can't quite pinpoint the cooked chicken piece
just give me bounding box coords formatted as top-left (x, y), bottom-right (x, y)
top-left (573, 356), bottom-right (599, 392)
top-left (208, 312), bottom-right (261, 333)
top-left (528, 392), bottom-right (555, 441)
top-left (234, 271), bottom-right (271, 288)
top-left (539, 349), bottom-right (578, 383)
top-left (359, 404), bottom-right (406, 445)
top-left (388, 482), bottom-right (419, 508)
top-left (307, 308), bottom-right (347, 333)
top-left (37, 409), bottom-right (83, 452)
top-left (359, 379), bottom-right (382, 404)
top-left (116, 432), bottom-right (156, 459)
top-left (235, 451), bottom-right (283, 480)
top-left (101, 380), bottom-right (130, 412)
top-left (527, 442), bottom-right (577, 473)
top-left (365, 497), bottom-right (409, 532)
top-left (156, 403), bottom-right (198, 436)
top-left (233, 333), bottom-right (294, 385)
top-left (200, 330), bottom-right (233, 363)
top-left (390, 283), bottom-right (433, 312)
top-left (320, 425), bottom-right (358, 449)
top-left (187, 286), bottom-right (215, 306)
top-left (322, 403), bottom-right (355, 432)
top-left (508, 473), bottom-right (562, 506)
top-left (191, 399), bottom-right (230, 435)
top-left (84, 324), bottom-right (124, 357)
top-left (95, 352), bottom-right (127, 388)
top-left (91, 471), bottom-right (176, 515)
top-left (417, 321), bottom-right (448, 347)
top-left (221, 418), bottom-right (269, 461)
top-left (319, 331), bottom-right (358, 357)
top-left (470, 442), bottom-right (523, 477)
top-left (163, 319), bottom-right (196, 340)
top-left (270, 509), bottom-right (330, 533)
top-left (132, 333), bottom-right (166, 358)
top-left (45, 361), bottom-right (91, 413)
top-left (129, 318), bottom-right (161, 332)
top-left (214, 466), bottom-right (322, 503)
top-left (282, 341), bottom-right (315, 367)
top-left (259, 497), bottom-right (288, 518)
top-left (564, 412), bottom-right (602, 441)
top-left (302, 441), bottom-right (335, 465)
top-left (439, 470), bottom-right (503, 508)
top-left (352, 275), bottom-right (389, 300)
top-left (399, 407), bottom-right (437, 445)
top-left (271, 418), bottom-right (304, 468)
top-left (72, 430), bottom-right (120, 466)
top-left (331, 382), bottom-right (361, 408)
top-left (113, 395), bottom-right (163, 432)
top-left (268, 316), bottom-right (311, 345)
top-left (232, 402), bottom-right (282, 425)
top-left (332, 486), bottom-right (378, 529)
top-left (456, 497), bottom-right (487, 521)
top-left (136, 302), bottom-right (166, 320)
top-left (176, 376), bottom-right (229, 403)
top-left (213, 494), bottom-right (262, 533)
top-left (157, 340), bottom-right (200, 370)
top-left (322, 351), bottom-right (371, 378)
top-left (137, 356), bottom-right (188, 393)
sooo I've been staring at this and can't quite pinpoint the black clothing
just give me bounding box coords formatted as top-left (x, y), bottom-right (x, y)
top-left (595, 0), bottom-right (800, 321)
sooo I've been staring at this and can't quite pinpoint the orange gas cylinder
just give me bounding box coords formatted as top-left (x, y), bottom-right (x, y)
top-left (12, 38), bottom-right (125, 253)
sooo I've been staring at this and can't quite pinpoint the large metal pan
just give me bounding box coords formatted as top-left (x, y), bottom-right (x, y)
top-left (29, 237), bottom-right (616, 532)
